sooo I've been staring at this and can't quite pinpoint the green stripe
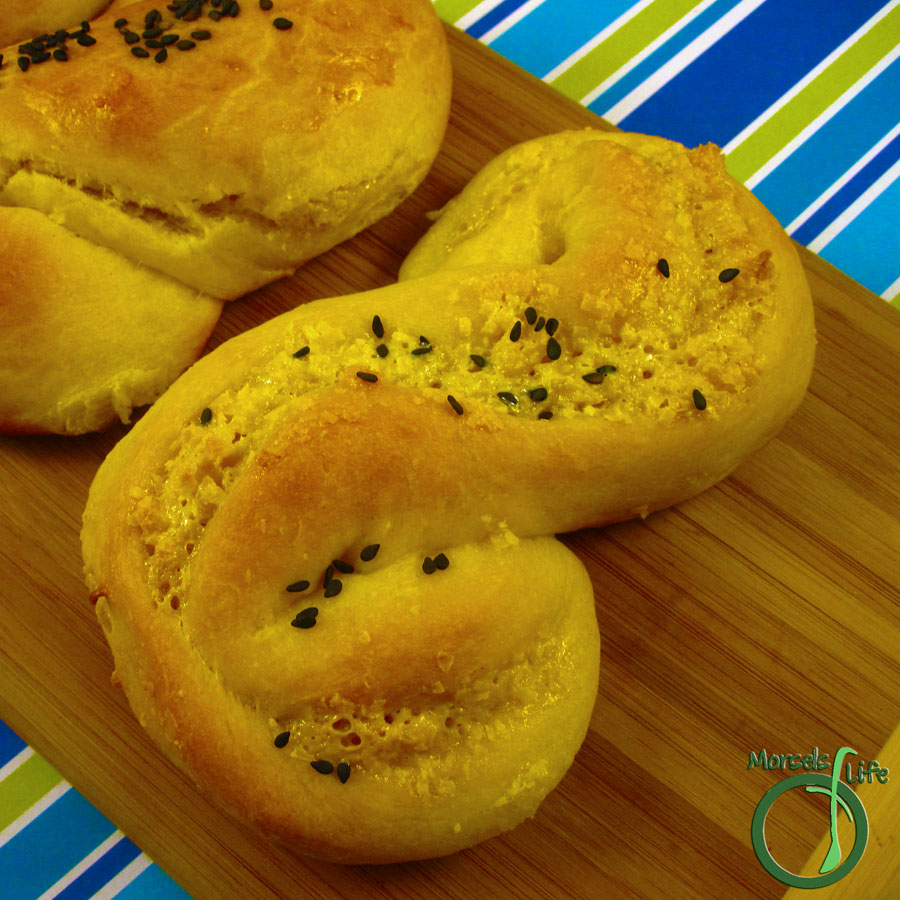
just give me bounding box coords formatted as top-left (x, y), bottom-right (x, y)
top-left (431, 0), bottom-right (482, 23)
top-left (726, 4), bottom-right (900, 182)
top-left (0, 753), bottom-right (64, 831)
top-left (890, 294), bottom-right (900, 311)
top-left (550, 0), bottom-right (702, 102)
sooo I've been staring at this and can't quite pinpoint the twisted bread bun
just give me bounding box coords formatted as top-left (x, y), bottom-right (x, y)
top-left (82, 130), bottom-right (815, 863)
top-left (0, 0), bottom-right (450, 433)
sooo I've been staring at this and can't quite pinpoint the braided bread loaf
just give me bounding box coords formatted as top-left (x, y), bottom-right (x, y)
top-left (0, 0), bottom-right (450, 433)
top-left (82, 129), bottom-right (815, 863)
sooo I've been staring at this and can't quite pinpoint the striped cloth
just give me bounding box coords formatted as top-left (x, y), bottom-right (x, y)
top-left (2, 3), bottom-right (898, 899)
top-left (438, 0), bottom-right (900, 307)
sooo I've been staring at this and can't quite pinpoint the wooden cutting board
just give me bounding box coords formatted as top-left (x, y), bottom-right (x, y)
top-left (2, 24), bottom-right (899, 900)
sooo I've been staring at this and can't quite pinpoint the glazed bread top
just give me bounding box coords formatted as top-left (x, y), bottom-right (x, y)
top-left (82, 130), bottom-right (814, 863)
top-left (0, 0), bottom-right (452, 297)
top-left (0, 0), bottom-right (112, 47)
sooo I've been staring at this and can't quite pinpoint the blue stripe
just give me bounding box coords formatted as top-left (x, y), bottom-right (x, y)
top-left (55, 836), bottom-right (142, 900)
top-left (615, 0), bottom-right (890, 148)
top-left (587, 0), bottom-right (751, 119)
top-left (752, 52), bottom-right (900, 229)
top-left (0, 788), bottom-right (116, 900)
top-left (488, 0), bottom-right (637, 75)
top-left (466, 0), bottom-right (532, 40)
top-left (816, 169), bottom-right (900, 295)
top-left (0, 720), bottom-right (27, 767)
top-left (115, 862), bottom-right (192, 900)
top-left (792, 129), bottom-right (900, 247)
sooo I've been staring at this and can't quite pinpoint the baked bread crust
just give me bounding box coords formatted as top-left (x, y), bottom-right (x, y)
top-left (0, 0), bottom-right (451, 433)
top-left (0, 0), bottom-right (112, 48)
top-left (82, 130), bottom-right (814, 863)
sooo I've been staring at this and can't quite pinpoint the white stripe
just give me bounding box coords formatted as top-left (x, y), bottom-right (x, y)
top-left (0, 746), bottom-right (35, 782)
top-left (786, 120), bottom-right (900, 235)
top-left (882, 273), bottom-right (900, 301)
top-left (455, 0), bottom-right (506, 30)
top-left (744, 42), bottom-right (900, 189)
top-left (602, 0), bottom-right (767, 123)
top-left (578, 0), bottom-right (717, 106)
top-left (36, 831), bottom-right (126, 900)
top-left (480, 0), bottom-right (547, 44)
top-left (543, 0), bottom-right (657, 83)
top-left (722, 0), bottom-right (900, 156)
top-left (89, 853), bottom-right (153, 900)
top-left (807, 156), bottom-right (900, 253)
top-left (0, 781), bottom-right (71, 849)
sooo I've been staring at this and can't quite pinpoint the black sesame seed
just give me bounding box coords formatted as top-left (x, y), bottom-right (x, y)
top-left (0, 54), bottom-right (4, 68)
top-left (375, 343), bottom-right (389, 358)
top-left (274, 731), bottom-right (290, 748)
top-left (332, 559), bottom-right (354, 574)
top-left (226, 0), bottom-right (240, 16)
top-left (371, 314), bottom-right (384, 339)
top-left (17, 56), bottom-right (29, 71)
top-left (324, 564), bottom-right (334, 584)
top-left (323, 579), bottom-right (343, 598)
top-left (260, 0), bottom-right (274, 7)
top-left (160, 33), bottom-right (178, 44)
top-left (286, 580), bottom-right (310, 593)
top-left (199, 407), bottom-right (212, 424)
top-left (596, 364), bottom-right (618, 376)
top-left (470, 354), bottom-right (487, 368)
top-left (273, 16), bottom-right (293, 29)
top-left (145, 8), bottom-right (162, 27)
top-left (146, 39), bottom-right (163, 48)
top-left (360, 544), bottom-right (380, 562)
top-left (657, 258), bottom-right (670, 278)
top-left (143, 27), bottom-right (163, 38)
top-left (291, 607), bottom-right (318, 629)
top-left (545, 318), bottom-right (559, 337)
top-left (154, 48), bottom-right (167, 62)
top-left (292, 345), bottom-right (310, 358)
top-left (311, 760), bottom-right (333, 775)
top-left (411, 346), bottom-right (432, 356)
top-left (337, 762), bottom-right (351, 783)
top-left (538, 410), bottom-right (554, 420)
top-left (419, 335), bottom-right (430, 346)
top-left (534, 316), bottom-right (546, 332)
top-left (422, 556), bottom-right (436, 575)
top-left (447, 395), bottom-right (464, 416)
top-left (123, 30), bottom-right (140, 43)
top-left (582, 371), bottom-right (607, 384)
top-left (76, 33), bottom-right (96, 46)
top-left (32, 51), bottom-right (52, 63)
top-left (53, 48), bottom-right (68, 61)
top-left (525, 306), bottom-right (537, 325)
top-left (114, 17), bottom-right (128, 28)
top-left (546, 337), bottom-right (561, 360)
top-left (497, 392), bottom-right (518, 407)
top-left (176, 39), bottom-right (196, 50)
top-left (509, 321), bottom-right (522, 342)
top-left (692, 389), bottom-right (707, 411)
top-left (527, 387), bottom-right (548, 402)
top-left (719, 267), bottom-right (740, 283)
top-left (434, 552), bottom-right (449, 570)
top-left (356, 371), bottom-right (378, 383)
top-left (45, 36), bottom-right (58, 49)
top-left (208, 9), bottom-right (222, 19)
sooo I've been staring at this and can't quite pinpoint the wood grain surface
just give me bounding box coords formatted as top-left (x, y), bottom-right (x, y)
top-left (2, 24), bottom-right (899, 900)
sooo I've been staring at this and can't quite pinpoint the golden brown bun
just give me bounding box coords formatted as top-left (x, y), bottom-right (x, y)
top-left (0, 0), bottom-right (450, 434)
top-left (0, 0), bottom-right (111, 48)
top-left (0, 207), bottom-right (222, 434)
top-left (0, 0), bottom-right (451, 298)
top-left (82, 130), bottom-right (814, 863)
